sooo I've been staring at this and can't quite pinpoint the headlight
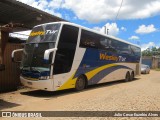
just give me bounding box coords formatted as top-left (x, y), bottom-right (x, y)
top-left (39, 76), bottom-right (49, 80)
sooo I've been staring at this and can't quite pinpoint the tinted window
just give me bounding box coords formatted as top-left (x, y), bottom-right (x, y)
top-left (130, 45), bottom-right (141, 57)
top-left (27, 24), bottom-right (61, 43)
top-left (80, 30), bottom-right (132, 54)
top-left (53, 25), bottom-right (79, 74)
top-left (116, 42), bottom-right (131, 54)
top-left (80, 30), bottom-right (99, 48)
top-left (80, 30), bottom-right (116, 51)
top-left (21, 43), bottom-right (54, 70)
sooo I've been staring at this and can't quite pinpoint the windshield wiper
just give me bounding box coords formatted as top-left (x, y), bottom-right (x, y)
top-left (20, 65), bottom-right (30, 70)
top-left (21, 66), bottom-right (41, 73)
top-left (30, 67), bottom-right (41, 73)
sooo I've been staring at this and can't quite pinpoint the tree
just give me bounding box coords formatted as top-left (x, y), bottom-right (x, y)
top-left (142, 47), bottom-right (160, 56)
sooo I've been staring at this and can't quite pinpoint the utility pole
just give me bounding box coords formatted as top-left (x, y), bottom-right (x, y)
top-left (104, 26), bottom-right (109, 35)
top-left (104, 26), bottom-right (106, 34)
top-left (107, 28), bottom-right (109, 35)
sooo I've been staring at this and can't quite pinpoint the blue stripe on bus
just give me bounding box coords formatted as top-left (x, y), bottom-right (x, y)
top-left (73, 48), bottom-right (138, 79)
top-left (88, 65), bottom-right (132, 85)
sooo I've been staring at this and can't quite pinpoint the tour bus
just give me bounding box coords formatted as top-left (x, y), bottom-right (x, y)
top-left (12, 22), bottom-right (141, 91)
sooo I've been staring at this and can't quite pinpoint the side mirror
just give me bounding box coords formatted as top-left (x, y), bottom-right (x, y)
top-left (11, 49), bottom-right (23, 63)
top-left (0, 64), bottom-right (5, 71)
top-left (44, 48), bottom-right (57, 64)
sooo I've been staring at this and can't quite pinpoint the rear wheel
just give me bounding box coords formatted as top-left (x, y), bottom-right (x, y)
top-left (125, 72), bottom-right (130, 82)
top-left (75, 75), bottom-right (86, 91)
top-left (130, 72), bottom-right (134, 81)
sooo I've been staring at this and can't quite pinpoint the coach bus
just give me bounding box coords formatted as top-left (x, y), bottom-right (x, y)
top-left (12, 22), bottom-right (141, 91)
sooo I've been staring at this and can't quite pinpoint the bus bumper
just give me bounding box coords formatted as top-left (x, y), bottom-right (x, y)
top-left (20, 76), bottom-right (54, 91)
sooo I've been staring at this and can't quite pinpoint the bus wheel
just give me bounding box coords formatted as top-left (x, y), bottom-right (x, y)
top-left (125, 72), bottom-right (130, 82)
top-left (130, 72), bottom-right (134, 81)
top-left (75, 75), bottom-right (86, 91)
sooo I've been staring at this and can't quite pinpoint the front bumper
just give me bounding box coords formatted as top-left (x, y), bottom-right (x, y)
top-left (20, 76), bottom-right (54, 91)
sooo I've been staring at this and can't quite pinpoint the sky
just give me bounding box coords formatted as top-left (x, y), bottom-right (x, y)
top-left (13, 0), bottom-right (160, 51)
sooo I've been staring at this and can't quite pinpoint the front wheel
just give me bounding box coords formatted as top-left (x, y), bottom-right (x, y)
top-left (75, 75), bottom-right (86, 91)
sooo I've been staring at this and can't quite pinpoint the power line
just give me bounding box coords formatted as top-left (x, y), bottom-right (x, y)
top-left (115, 0), bottom-right (124, 22)
top-left (104, 0), bottom-right (124, 35)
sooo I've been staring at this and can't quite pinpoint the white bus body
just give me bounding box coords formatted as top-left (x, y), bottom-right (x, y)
top-left (12, 22), bottom-right (141, 91)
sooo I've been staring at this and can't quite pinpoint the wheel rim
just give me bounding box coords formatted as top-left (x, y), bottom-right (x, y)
top-left (126, 73), bottom-right (130, 81)
top-left (131, 73), bottom-right (134, 80)
top-left (78, 78), bottom-right (84, 88)
top-left (76, 77), bottom-right (85, 90)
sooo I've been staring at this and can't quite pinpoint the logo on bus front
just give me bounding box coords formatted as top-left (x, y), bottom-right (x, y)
top-left (30, 30), bottom-right (58, 36)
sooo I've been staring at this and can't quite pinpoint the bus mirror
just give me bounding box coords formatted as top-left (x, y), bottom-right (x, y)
top-left (11, 49), bottom-right (23, 63)
top-left (0, 64), bottom-right (5, 71)
top-left (44, 48), bottom-right (57, 64)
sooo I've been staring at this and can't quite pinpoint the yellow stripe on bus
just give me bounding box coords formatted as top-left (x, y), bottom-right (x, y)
top-left (58, 73), bottom-right (77, 90)
top-left (58, 64), bottom-right (118, 90)
top-left (86, 64), bottom-right (118, 80)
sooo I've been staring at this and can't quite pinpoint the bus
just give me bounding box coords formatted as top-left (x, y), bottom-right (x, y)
top-left (12, 22), bottom-right (141, 91)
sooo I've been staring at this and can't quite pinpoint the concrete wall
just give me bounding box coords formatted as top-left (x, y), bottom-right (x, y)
top-left (142, 56), bottom-right (152, 68)
top-left (152, 56), bottom-right (160, 69)
top-left (142, 56), bottom-right (160, 69)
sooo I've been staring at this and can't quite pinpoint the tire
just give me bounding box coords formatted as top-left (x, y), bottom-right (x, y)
top-left (145, 70), bottom-right (147, 74)
top-left (125, 72), bottom-right (130, 82)
top-left (130, 72), bottom-right (134, 81)
top-left (75, 75), bottom-right (86, 91)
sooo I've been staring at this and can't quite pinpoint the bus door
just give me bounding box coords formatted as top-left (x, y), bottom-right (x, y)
top-left (53, 25), bottom-right (79, 89)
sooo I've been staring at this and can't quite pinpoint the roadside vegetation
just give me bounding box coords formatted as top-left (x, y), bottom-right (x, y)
top-left (142, 47), bottom-right (160, 56)
top-left (154, 68), bottom-right (160, 71)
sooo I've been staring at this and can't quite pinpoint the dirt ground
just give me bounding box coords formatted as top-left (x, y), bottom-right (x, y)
top-left (0, 70), bottom-right (160, 120)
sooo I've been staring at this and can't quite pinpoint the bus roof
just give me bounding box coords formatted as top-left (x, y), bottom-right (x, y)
top-left (34, 21), bottom-right (140, 48)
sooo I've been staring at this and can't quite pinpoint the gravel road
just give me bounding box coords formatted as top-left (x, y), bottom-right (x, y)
top-left (0, 70), bottom-right (160, 120)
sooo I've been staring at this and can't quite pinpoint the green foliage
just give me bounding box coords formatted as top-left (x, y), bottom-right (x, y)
top-left (155, 68), bottom-right (160, 71)
top-left (142, 47), bottom-right (160, 56)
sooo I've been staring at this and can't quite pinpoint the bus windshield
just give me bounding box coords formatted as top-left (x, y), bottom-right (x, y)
top-left (27, 23), bottom-right (61, 43)
top-left (21, 23), bottom-right (61, 74)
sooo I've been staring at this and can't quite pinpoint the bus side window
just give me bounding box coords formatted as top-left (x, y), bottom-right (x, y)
top-left (53, 25), bottom-right (79, 75)
top-left (80, 30), bottom-right (97, 48)
top-left (130, 45), bottom-right (141, 57)
top-left (117, 42), bottom-right (131, 55)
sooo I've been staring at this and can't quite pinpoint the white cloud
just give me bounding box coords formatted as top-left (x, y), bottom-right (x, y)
top-left (93, 26), bottom-right (101, 32)
top-left (135, 24), bottom-right (157, 34)
top-left (17, 0), bottom-right (35, 5)
top-left (93, 23), bottom-right (119, 36)
top-left (64, 14), bottom-right (72, 20)
top-left (121, 27), bottom-right (127, 31)
top-left (17, 0), bottom-right (160, 23)
top-left (17, 0), bottom-right (63, 18)
top-left (62, 0), bottom-right (160, 22)
top-left (129, 36), bottom-right (139, 40)
top-left (48, 0), bottom-right (64, 9)
top-left (32, 0), bottom-right (48, 10)
top-left (45, 9), bottom-right (62, 18)
top-left (141, 42), bottom-right (158, 51)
